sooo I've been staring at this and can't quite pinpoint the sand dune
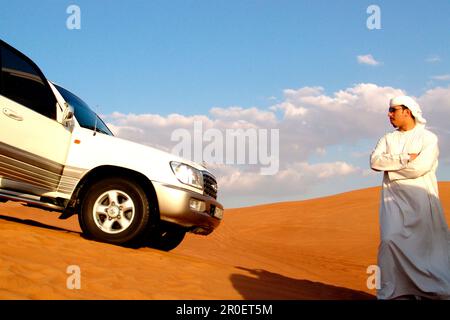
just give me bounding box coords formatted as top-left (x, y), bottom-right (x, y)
top-left (1, 182), bottom-right (449, 300)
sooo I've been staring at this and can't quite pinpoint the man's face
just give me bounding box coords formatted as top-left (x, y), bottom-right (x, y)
top-left (388, 105), bottom-right (408, 128)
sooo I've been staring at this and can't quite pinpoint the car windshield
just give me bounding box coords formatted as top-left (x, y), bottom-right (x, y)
top-left (55, 84), bottom-right (114, 136)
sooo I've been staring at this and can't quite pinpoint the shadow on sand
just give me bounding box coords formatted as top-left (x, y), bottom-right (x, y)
top-left (0, 214), bottom-right (79, 234)
top-left (231, 267), bottom-right (376, 300)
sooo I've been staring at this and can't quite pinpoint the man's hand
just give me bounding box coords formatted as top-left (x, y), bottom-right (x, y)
top-left (409, 153), bottom-right (419, 161)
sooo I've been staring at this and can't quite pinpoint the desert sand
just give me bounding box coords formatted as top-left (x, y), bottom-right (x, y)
top-left (1, 182), bottom-right (449, 300)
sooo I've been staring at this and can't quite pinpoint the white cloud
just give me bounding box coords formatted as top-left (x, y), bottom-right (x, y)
top-left (418, 85), bottom-right (450, 116)
top-left (417, 85), bottom-right (450, 163)
top-left (271, 84), bottom-right (404, 165)
top-left (271, 102), bottom-right (308, 118)
top-left (426, 55), bottom-right (441, 63)
top-left (285, 86), bottom-right (324, 98)
top-left (357, 54), bottom-right (381, 66)
top-left (214, 161), bottom-right (362, 197)
top-left (209, 106), bottom-right (277, 125)
top-left (431, 74), bottom-right (450, 81)
top-left (104, 83), bottom-right (450, 207)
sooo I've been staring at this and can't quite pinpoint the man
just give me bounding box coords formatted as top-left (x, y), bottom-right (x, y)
top-left (370, 95), bottom-right (450, 300)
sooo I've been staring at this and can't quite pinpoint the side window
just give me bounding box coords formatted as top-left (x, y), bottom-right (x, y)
top-left (1, 44), bottom-right (56, 119)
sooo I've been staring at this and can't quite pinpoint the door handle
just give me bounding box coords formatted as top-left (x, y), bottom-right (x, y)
top-left (2, 108), bottom-right (23, 121)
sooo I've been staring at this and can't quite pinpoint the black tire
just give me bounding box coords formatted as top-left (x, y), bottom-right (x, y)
top-left (147, 223), bottom-right (186, 251)
top-left (78, 177), bottom-right (152, 246)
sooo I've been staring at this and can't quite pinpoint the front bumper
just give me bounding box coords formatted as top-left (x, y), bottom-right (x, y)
top-left (152, 182), bottom-right (223, 235)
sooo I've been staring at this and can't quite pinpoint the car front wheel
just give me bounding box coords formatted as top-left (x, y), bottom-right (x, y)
top-left (79, 177), bottom-right (152, 246)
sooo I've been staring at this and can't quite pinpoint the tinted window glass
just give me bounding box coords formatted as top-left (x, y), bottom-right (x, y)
top-left (1, 45), bottom-right (56, 119)
top-left (55, 85), bottom-right (113, 136)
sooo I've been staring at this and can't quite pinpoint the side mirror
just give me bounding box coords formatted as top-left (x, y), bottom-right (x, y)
top-left (62, 103), bottom-right (75, 128)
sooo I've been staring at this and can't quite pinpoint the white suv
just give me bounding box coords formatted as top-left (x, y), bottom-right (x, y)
top-left (0, 39), bottom-right (223, 250)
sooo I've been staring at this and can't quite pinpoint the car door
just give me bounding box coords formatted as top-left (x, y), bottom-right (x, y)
top-left (0, 40), bottom-right (72, 195)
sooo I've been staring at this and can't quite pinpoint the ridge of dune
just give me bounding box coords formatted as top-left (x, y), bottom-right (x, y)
top-left (1, 182), bottom-right (449, 299)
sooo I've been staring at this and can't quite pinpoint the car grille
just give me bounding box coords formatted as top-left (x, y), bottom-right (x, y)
top-left (202, 172), bottom-right (218, 199)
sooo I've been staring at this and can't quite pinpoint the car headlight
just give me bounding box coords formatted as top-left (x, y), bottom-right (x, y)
top-left (170, 161), bottom-right (204, 190)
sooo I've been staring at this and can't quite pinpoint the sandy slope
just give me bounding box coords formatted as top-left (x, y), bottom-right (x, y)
top-left (1, 182), bottom-right (449, 300)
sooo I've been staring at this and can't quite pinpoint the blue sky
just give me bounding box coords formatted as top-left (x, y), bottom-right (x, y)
top-left (2, 0), bottom-right (449, 114)
top-left (1, 1), bottom-right (450, 207)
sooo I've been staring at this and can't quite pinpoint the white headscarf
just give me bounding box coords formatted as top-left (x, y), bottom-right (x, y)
top-left (390, 95), bottom-right (427, 124)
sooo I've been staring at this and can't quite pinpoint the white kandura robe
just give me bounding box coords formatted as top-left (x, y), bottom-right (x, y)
top-left (370, 124), bottom-right (450, 299)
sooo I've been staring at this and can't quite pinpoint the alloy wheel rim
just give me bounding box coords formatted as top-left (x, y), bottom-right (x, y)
top-left (92, 190), bottom-right (135, 234)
